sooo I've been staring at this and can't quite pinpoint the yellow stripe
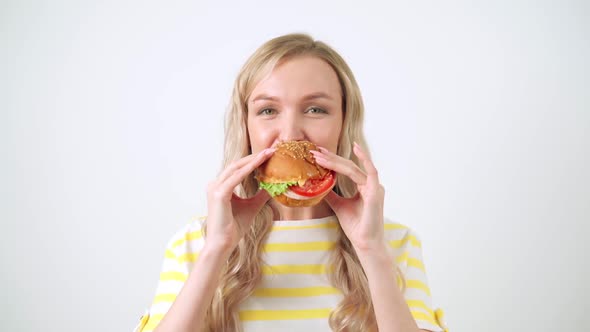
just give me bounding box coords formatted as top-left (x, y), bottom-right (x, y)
top-left (264, 241), bottom-right (335, 252)
top-left (384, 223), bottom-right (408, 230)
top-left (153, 293), bottom-right (177, 304)
top-left (177, 252), bottom-right (199, 264)
top-left (272, 221), bottom-right (338, 231)
top-left (395, 251), bottom-right (408, 264)
top-left (159, 271), bottom-right (188, 282)
top-left (262, 264), bottom-right (329, 275)
top-left (142, 314), bottom-right (164, 331)
top-left (272, 221), bottom-right (405, 231)
top-left (435, 308), bottom-right (449, 331)
top-left (164, 249), bottom-right (176, 260)
top-left (137, 313), bottom-right (149, 331)
top-left (240, 308), bottom-right (332, 321)
top-left (389, 234), bottom-right (421, 249)
top-left (253, 286), bottom-right (341, 297)
top-left (407, 257), bottom-right (425, 271)
top-left (407, 279), bottom-right (431, 296)
top-left (170, 230), bottom-right (203, 250)
top-left (410, 235), bottom-right (422, 247)
top-left (395, 252), bottom-right (425, 272)
top-left (411, 310), bottom-right (439, 327)
top-left (406, 299), bottom-right (434, 316)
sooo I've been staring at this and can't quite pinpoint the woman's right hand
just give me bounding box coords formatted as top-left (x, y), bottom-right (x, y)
top-left (204, 148), bottom-right (276, 255)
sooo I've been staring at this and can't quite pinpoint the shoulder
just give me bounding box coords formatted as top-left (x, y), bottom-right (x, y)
top-left (383, 217), bottom-right (425, 265)
top-left (383, 217), bottom-right (422, 245)
top-left (164, 217), bottom-right (206, 259)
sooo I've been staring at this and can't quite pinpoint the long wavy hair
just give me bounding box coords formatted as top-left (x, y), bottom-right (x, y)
top-left (203, 33), bottom-right (403, 332)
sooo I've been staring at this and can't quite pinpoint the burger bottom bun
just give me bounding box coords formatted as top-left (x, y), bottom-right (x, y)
top-left (273, 190), bottom-right (331, 207)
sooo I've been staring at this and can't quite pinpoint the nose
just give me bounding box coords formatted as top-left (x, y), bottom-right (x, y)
top-left (278, 110), bottom-right (305, 142)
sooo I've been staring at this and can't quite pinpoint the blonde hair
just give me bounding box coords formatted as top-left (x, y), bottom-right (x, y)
top-left (203, 33), bottom-right (402, 332)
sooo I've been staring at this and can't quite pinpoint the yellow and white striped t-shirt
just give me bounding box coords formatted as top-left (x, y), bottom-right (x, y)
top-left (135, 216), bottom-right (448, 331)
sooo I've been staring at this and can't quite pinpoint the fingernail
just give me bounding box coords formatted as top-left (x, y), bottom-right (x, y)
top-left (313, 154), bottom-right (326, 161)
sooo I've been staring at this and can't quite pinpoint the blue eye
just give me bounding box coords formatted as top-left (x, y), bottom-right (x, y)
top-left (258, 108), bottom-right (276, 116)
top-left (306, 107), bottom-right (327, 114)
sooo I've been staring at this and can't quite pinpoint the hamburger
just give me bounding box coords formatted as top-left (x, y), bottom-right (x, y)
top-left (255, 141), bottom-right (336, 207)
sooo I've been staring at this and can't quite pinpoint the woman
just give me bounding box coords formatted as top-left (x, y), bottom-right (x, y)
top-left (135, 33), bottom-right (447, 332)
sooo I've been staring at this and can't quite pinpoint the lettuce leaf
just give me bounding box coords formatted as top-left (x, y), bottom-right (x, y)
top-left (259, 181), bottom-right (297, 197)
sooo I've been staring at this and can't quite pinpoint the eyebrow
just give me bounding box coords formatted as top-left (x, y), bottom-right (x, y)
top-left (251, 92), bottom-right (335, 103)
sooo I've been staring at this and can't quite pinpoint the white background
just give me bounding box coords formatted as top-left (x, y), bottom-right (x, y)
top-left (1, 0), bottom-right (589, 331)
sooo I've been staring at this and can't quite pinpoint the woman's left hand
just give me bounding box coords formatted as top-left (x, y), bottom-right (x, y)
top-left (311, 142), bottom-right (385, 252)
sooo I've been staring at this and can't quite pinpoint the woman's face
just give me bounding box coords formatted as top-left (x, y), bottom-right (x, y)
top-left (247, 56), bottom-right (343, 154)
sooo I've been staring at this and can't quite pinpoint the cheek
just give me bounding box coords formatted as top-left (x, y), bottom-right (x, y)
top-left (327, 110), bottom-right (344, 152)
top-left (247, 120), bottom-right (274, 153)
top-left (326, 127), bottom-right (342, 152)
top-left (311, 122), bottom-right (342, 153)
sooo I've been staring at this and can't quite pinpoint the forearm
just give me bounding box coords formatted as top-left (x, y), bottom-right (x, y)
top-left (154, 245), bottom-right (229, 332)
top-left (356, 243), bottom-right (420, 332)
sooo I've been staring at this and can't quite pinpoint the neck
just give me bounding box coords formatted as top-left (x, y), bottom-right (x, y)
top-left (270, 200), bottom-right (334, 221)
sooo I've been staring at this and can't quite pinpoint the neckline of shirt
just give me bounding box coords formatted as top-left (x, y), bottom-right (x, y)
top-left (272, 215), bottom-right (337, 226)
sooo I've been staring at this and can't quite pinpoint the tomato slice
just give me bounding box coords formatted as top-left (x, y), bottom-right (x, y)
top-left (290, 172), bottom-right (335, 197)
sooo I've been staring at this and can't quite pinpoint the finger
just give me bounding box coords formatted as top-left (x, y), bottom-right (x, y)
top-left (311, 148), bottom-right (367, 185)
top-left (217, 154), bottom-right (256, 183)
top-left (218, 148), bottom-right (275, 183)
top-left (218, 148), bottom-right (275, 184)
top-left (219, 148), bottom-right (276, 195)
top-left (231, 189), bottom-right (270, 214)
top-left (352, 142), bottom-right (379, 184)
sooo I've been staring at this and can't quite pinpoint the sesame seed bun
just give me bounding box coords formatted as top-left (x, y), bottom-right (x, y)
top-left (255, 141), bottom-right (334, 207)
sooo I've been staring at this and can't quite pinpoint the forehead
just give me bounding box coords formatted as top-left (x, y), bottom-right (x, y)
top-left (249, 56), bottom-right (342, 101)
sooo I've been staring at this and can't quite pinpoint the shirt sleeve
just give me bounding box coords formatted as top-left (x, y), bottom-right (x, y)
top-left (390, 226), bottom-right (449, 331)
top-left (133, 222), bottom-right (203, 332)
